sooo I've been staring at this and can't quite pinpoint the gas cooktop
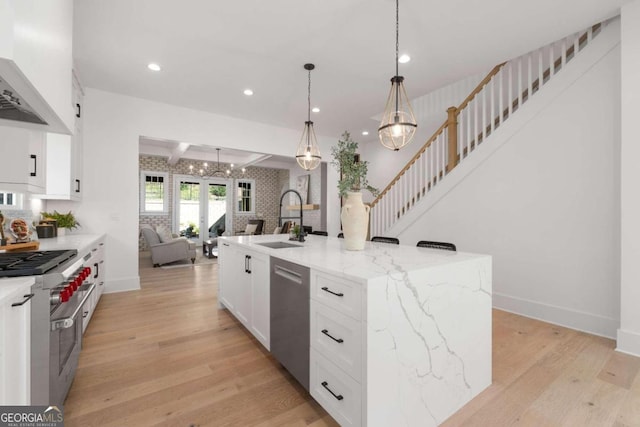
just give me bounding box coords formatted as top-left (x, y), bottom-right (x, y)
top-left (0, 250), bottom-right (77, 278)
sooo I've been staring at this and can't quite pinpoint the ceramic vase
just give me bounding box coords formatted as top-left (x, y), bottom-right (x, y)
top-left (57, 228), bottom-right (66, 237)
top-left (340, 191), bottom-right (370, 251)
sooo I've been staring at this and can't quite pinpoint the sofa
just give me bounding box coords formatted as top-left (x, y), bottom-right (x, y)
top-left (141, 224), bottom-right (197, 267)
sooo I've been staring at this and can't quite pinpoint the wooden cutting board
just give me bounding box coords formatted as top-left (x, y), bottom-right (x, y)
top-left (0, 241), bottom-right (40, 252)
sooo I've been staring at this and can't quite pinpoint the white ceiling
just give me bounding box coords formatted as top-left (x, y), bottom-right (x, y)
top-left (74, 0), bottom-right (625, 163)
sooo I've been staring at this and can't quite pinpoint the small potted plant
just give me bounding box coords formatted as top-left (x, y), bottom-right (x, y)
top-left (41, 210), bottom-right (80, 236)
top-left (331, 131), bottom-right (378, 250)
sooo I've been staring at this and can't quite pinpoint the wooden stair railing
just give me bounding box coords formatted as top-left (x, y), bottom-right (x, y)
top-left (369, 22), bottom-right (604, 236)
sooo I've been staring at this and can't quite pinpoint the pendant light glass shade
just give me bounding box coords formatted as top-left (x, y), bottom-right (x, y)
top-left (296, 63), bottom-right (321, 171)
top-left (296, 121), bottom-right (321, 170)
top-left (378, 0), bottom-right (417, 151)
top-left (378, 76), bottom-right (417, 151)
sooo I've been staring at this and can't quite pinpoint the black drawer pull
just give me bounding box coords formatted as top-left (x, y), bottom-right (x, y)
top-left (30, 154), bottom-right (37, 177)
top-left (83, 310), bottom-right (89, 318)
top-left (321, 329), bottom-right (344, 343)
top-left (11, 293), bottom-right (34, 307)
top-left (321, 287), bottom-right (344, 297)
top-left (321, 381), bottom-right (344, 401)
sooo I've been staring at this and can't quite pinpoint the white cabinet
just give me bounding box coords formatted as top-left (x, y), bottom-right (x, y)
top-left (218, 241), bottom-right (270, 350)
top-left (309, 270), bottom-right (363, 427)
top-left (82, 237), bottom-right (105, 333)
top-left (0, 277), bottom-right (34, 405)
top-left (40, 74), bottom-right (83, 200)
top-left (0, 126), bottom-right (46, 193)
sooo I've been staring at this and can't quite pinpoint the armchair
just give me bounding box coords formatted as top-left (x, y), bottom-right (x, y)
top-left (141, 225), bottom-right (197, 267)
top-left (236, 219), bottom-right (265, 235)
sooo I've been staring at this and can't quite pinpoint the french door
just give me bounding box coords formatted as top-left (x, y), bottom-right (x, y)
top-left (173, 175), bottom-right (233, 244)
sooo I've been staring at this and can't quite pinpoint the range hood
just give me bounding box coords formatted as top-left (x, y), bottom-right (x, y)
top-left (0, 59), bottom-right (72, 134)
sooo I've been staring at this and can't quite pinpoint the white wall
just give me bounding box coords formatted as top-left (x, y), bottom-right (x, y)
top-left (618, 0), bottom-right (640, 356)
top-left (48, 88), bottom-right (339, 292)
top-left (396, 42), bottom-right (621, 338)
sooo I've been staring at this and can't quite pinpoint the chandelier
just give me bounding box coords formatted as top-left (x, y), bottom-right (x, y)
top-left (188, 148), bottom-right (231, 179)
top-left (296, 63), bottom-right (322, 170)
top-left (378, 0), bottom-right (417, 151)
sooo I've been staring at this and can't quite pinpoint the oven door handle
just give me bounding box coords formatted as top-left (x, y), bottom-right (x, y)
top-left (51, 284), bottom-right (96, 331)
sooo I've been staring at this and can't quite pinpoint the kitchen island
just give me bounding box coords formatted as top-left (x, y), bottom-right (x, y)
top-left (218, 234), bottom-right (492, 427)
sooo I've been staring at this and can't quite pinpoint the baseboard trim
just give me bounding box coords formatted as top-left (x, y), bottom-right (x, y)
top-left (494, 292), bottom-right (618, 339)
top-left (104, 275), bottom-right (140, 293)
top-left (616, 329), bottom-right (640, 357)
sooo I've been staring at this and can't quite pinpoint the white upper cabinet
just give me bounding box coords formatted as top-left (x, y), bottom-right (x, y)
top-left (0, 0), bottom-right (74, 134)
top-left (40, 74), bottom-right (83, 200)
top-left (0, 125), bottom-right (46, 193)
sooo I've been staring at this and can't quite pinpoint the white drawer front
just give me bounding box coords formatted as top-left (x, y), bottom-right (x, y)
top-left (310, 349), bottom-right (362, 427)
top-left (311, 270), bottom-right (361, 320)
top-left (311, 300), bottom-right (361, 382)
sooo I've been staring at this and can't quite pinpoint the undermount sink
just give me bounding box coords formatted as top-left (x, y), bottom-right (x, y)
top-left (256, 241), bottom-right (303, 249)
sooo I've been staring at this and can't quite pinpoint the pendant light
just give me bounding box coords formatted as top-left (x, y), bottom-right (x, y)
top-left (188, 148), bottom-right (230, 179)
top-left (296, 63), bottom-right (321, 170)
top-left (378, 0), bottom-right (417, 151)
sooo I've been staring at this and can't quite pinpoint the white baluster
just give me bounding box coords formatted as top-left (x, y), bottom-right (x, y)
top-left (482, 86), bottom-right (486, 143)
top-left (574, 32), bottom-right (580, 58)
top-left (518, 58), bottom-right (523, 109)
top-left (499, 69), bottom-right (503, 126)
top-left (474, 94), bottom-right (479, 149)
top-left (528, 54), bottom-right (532, 102)
top-left (561, 38), bottom-right (567, 68)
top-left (466, 100), bottom-right (471, 157)
top-left (549, 43), bottom-right (555, 77)
top-left (508, 62), bottom-right (513, 117)
top-left (587, 26), bottom-right (593, 43)
top-left (490, 76), bottom-right (495, 134)
top-left (538, 49), bottom-right (543, 90)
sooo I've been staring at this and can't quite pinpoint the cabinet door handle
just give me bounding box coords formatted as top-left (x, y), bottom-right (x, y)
top-left (321, 287), bottom-right (344, 297)
top-left (321, 381), bottom-right (344, 401)
top-left (321, 329), bottom-right (344, 343)
top-left (11, 294), bottom-right (34, 307)
top-left (76, 103), bottom-right (81, 118)
top-left (244, 255), bottom-right (248, 273)
top-left (94, 262), bottom-right (99, 279)
top-left (75, 179), bottom-right (81, 193)
top-left (30, 154), bottom-right (37, 177)
top-left (246, 255), bottom-right (252, 274)
top-left (83, 310), bottom-right (89, 318)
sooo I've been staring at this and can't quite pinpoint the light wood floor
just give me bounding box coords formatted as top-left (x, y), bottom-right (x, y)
top-left (63, 256), bottom-right (640, 427)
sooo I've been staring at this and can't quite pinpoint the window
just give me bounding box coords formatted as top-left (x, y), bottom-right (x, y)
top-left (0, 192), bottom-right (23, 209)
top-left (236, 179), bottom-right (255, 214)
top-left (140, 171), bottom-right (169, 214)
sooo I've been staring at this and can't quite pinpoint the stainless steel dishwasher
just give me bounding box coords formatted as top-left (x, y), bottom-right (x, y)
top-left (270, 256), bottom-right (310, 391)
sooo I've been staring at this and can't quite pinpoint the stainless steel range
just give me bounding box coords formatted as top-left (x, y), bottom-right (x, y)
top-left (0, 250), bottom-right (95, 407)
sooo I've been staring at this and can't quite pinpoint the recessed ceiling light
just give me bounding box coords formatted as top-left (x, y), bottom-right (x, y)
top-left (312, 107), bottom-right (320, 113)
top-left (362, 131), bottom-right (369, 136)
top-left (147, 63), bottom-right (161, 71)
top-left (398, 54), bottom-right (411, 64)
top-left (243, 89), bottom-right (254, 96)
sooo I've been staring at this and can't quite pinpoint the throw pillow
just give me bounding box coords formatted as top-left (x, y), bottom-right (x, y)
top-left (273, 226), bottom-right (282, 234)
top-left (156, 226), bottom-right (174, 243)
top-left (244, 223), bottom-right (258, 234)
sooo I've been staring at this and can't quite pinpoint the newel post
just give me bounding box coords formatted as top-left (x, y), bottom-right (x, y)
top-left (446, 106), bottom-right (459, 172)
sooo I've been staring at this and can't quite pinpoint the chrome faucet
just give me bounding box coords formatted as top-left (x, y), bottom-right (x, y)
top-left (279, 189), bottom-right (305, 242)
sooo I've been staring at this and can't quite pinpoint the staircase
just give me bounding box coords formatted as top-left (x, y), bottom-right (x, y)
top-left (369, 21), bottom-right (607, 237)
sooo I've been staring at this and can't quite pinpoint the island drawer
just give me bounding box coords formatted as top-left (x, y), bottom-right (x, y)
top-left (310, 348), bottom-right (362, 427)
top-left (311, 270), bottom-right (361, 320)
top-left (310, 300), bottom-right (362, 382)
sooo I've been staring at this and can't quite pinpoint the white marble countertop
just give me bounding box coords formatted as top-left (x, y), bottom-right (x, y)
top-left (36, 233), bottom-right (105, 256)
top-left (220, 234), bottom-right (490, 283)
top-left (0, 276), bottom-right (35, 299)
